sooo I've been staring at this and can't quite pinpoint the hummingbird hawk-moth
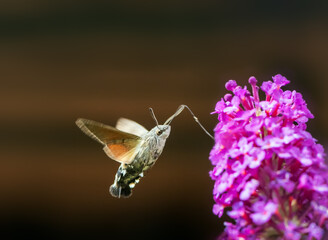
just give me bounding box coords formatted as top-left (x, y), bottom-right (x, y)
top-left (76, 105), bottom-right (213, 198)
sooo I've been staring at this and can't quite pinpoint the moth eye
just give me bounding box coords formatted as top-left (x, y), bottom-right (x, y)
top-left (157, 130), bottom-right (163, 135)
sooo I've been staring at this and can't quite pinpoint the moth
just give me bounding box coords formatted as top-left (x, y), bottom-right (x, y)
top-left (76, 105), bottom-right (213, 198)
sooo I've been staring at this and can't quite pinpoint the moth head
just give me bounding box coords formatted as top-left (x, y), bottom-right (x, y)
top-left (155, 125), bottom-right (171, 139)
top-left (149, 108), bottom-right (171, 139)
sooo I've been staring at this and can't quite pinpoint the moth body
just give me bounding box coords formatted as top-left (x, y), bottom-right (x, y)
top-left (110, 125), bottom-right (170, 198)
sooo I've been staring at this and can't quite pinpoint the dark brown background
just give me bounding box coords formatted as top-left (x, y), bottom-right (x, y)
top-left (0, 1), bottom-right (327, 239)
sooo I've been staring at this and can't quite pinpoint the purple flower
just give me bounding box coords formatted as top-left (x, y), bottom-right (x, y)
top-left (306, 223), bottom-right (324, 240)
top-left (209, 75), bottom-right (328, 239)
top-left (250, 201), bottom-right (277, 225)
top-left (245, 147), bottom-right (265, 169)
top-left (240, 179), bottom-right (259, 200)
top-left (213, 203), bottom-right (225, 218)
top-left (280, 221), bottom-right (301, 240)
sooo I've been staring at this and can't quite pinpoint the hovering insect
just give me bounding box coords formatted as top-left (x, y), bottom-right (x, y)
top-left (76, 105), bottom-right (213, 198)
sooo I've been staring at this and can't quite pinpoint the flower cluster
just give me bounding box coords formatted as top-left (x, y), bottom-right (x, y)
top-left (209, 75), bottom-right (327, 239)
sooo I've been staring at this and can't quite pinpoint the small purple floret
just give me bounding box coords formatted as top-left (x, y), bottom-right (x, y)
top-left (240, 179), bottom-right (259, 200)
top-left (225, 80), bottom-right (237, 91)
top-left (250, 201), bottom-right (277, 225)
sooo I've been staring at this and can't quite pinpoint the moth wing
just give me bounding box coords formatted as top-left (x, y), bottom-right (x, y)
top-left (76, 118), bottom-right (141, 164)
top-left (76, 118), bottom-right (140, 144)
top-left (103, 140), bottom-right (141, 164)
top-left (116, 118), bottom-right (148, 137)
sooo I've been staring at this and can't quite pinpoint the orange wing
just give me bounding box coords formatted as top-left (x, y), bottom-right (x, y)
top-left (76, 118), bottom-right (142, 164)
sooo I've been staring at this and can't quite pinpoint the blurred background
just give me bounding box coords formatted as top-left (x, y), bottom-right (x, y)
top-left (0, 1), bottom-right (328, 239)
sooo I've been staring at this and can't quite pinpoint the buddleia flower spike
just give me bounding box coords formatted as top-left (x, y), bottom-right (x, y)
top-left (209, 75), bottom-right (327, 239)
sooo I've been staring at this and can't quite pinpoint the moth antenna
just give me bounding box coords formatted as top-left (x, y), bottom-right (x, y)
top-left (164, 105), bottom-right (214, 140)
top-left (149, 107), bottom-right (161, 130)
